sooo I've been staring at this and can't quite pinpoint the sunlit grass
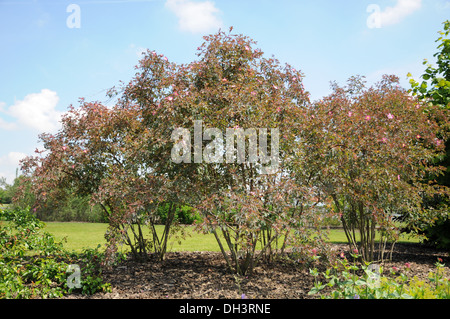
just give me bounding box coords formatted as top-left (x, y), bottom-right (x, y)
top-left (42, 222), bottom-right (420, 253)
top-left (43, 222), bottom-right (109, 253)
top-left (323, 227), bottom-right (420, 244)
top-left (43, 222), bottom-right (223, 253)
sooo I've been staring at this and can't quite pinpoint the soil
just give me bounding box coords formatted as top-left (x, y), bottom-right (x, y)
top-left (64, 242), bottom-right (449, 300)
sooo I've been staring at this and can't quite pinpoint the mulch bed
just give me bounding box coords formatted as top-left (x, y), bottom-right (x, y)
top-left (64, 242), bottom-right (449, 300)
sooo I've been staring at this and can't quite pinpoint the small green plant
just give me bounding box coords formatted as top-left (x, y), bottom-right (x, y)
top-left (0, 207), bottom-right (113, 298)
top-left (406, 258), bottom-right (450, 299)
top-left (0, 206), bottom-right (68, 298)
top-left (309, 250), bottom-right (450, 299)
top-left (65, 245), bottom-right (118, 295)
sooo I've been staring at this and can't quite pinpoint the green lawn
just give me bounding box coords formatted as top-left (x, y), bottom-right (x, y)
top-left (323, 227), bottom-right (420, 244)
top-left (42, 222), bottom-right (420, 253)
top-left (43, 222), bottom-right (224, 253)
top-left (43, 222), bottom-right (109, 253)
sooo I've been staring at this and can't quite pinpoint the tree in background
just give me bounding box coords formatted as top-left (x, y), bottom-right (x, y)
top-left (0, 177), bottom-right (12, 204)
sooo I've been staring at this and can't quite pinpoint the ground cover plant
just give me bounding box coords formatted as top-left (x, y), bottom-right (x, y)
top-left (309, 249), bottom-right (450, 299)
top-left (59, 242), bottom-right (448, 299)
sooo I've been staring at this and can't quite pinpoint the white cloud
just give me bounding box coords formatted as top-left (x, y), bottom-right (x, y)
top-left (378, 0), bottom-right (422, 27)
top-left (0, 152), bottom-right (28, 184)
top-left (165, 0), bottom-right (223, 33)
top-left (0, 102), bottom-right (16, 130)
top-left (0, 152), bottom-right (28, 167)
top-left (0, 89), bottom-right (62, 133)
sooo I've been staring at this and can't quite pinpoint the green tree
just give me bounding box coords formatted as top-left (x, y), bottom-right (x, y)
top-left (408, 20), bottom-right (450, 187)
top-left (407, 20), bottom-right (450, 249)
top-left (409, 20), bottom-right (450, 110)
top-left (0, 177), bottom-right (12, 204)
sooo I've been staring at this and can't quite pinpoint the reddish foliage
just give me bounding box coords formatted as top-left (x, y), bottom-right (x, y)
top-left (17, 30), bottom-right (450, 272)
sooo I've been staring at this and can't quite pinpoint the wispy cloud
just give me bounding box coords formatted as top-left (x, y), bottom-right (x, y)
top-left (129, 43), bottom-right (147, 58)
top-left (378, 0), bottom-right (422, 27)
top-left (0, 89), bottom-right (62, 133)
top-left (165, 0), bottom-right (223, 33)
top-left (0, 151), bottom-right (27, 184)
top-left (0, 152), bottom-right (27, 168)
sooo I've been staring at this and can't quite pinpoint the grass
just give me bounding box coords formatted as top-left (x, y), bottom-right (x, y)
top-left (43, 222), bottom-right (109, 253)
top-left (43, 222), bottom-right (224, 253)
top-left (42, 222), bottom-right (420, 253)
top-left (324, 227), bottom-right (420, 244)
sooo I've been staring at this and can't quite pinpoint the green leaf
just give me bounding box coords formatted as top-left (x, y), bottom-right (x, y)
top-left (375, 290), bottom-right (382, 299)
top-left (308, 287), bottom-right (320, 295)
top-left (389, 291), bottom-right (400, 299)
top-left (409, 78), bottom-right (418, 87)
top-left (355, 279), bottom-right (366, 286)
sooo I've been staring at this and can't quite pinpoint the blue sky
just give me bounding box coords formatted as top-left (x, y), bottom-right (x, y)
top-left (0, 0), bottom-right (449, 184)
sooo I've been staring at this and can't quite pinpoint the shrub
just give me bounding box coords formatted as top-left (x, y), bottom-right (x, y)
top-left (65, 245), bottom-right (116, 296)
top-left (407, 20), bottom-right (450, 254)
top-left (18, 28), bottom-right (320, 272)
top-left (0, 207), bottom-right (112, 298)
top-left (299, 75), bottom-right (449, 263)
top-left (420, 218), bottom-right (450, 251)
top-left (157, 203), bottom-right (202, 225)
